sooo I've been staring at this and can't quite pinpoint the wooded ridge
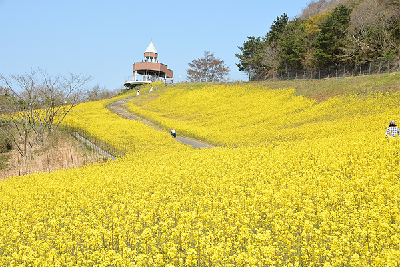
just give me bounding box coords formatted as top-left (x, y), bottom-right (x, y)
top-left (236, 0), bottom-right (400, 80)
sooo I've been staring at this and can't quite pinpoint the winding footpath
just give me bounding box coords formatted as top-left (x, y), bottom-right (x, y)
top-left (108, 97), bottom-right (214, 149)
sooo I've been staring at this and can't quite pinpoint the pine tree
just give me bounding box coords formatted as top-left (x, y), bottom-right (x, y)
top-left (279, 18), bottom-right (307, 70)
top-left (235, 37), bottom-right (269, 80)
top-left (313, 4), bottom-right (352, 67)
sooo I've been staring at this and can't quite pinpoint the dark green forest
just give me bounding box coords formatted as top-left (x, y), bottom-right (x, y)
top-left (236, 0), bottom-right (400, 80)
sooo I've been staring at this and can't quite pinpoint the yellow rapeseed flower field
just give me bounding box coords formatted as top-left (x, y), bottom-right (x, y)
top-left (1, 82), bottom-right (399, 266)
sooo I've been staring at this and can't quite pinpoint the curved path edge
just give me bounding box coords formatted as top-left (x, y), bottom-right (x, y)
top-left (108, 97), bottom-right (214, 149)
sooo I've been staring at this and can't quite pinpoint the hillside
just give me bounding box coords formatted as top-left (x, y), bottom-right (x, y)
top-left (260, 72), bottom-right (400, 101)
top-left (0, 75), bottom-right (400, 266)
top-left (127, 73), bottom-right (399, 146)
top-left (237, 0), bottom-right (400, 80)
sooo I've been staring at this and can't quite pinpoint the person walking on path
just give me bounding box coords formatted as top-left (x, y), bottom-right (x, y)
top-left (108, 98), bottom-right (214, 149)
top-left (137, 89), bottom-right (140, 96)
top-left (385, 120), bottom-right (400, 139)
top-left (171, 129), bottom-right (176, 138)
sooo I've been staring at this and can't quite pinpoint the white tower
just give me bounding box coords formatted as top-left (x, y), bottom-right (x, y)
top-left (144, 41), bottom-right (158, 63)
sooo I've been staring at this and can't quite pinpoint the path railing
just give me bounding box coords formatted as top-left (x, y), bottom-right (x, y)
top-left (61, 123), bottom-right (130, 159)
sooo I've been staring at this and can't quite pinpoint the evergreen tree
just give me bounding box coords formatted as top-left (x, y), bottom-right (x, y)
top-left (266, 14), bottom-right (289, 44)
top-left (313, 4), bottom-right (352, 67)
top-left (278, 18), bottom-right (307, 70)
top-left (236, 37), bottom-right (269, 80)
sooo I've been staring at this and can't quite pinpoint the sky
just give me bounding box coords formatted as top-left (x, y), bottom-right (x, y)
top-left (0, 0), bottom-right (310, 91)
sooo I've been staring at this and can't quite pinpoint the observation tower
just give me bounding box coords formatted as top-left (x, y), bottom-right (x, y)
top-left (124, 41), bottom-right (174, 89)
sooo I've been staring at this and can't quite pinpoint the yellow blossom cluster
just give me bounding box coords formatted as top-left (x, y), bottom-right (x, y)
top-left (1, 83), bottom-right (399, 266)
top-left (63, 95), bottom-right (186, 155)
top-left (127, 84), bottom-right (399, 146)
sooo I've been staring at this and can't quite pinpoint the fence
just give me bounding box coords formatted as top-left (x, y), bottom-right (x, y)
top-left (185, 77), bottom-right (231, 83)
top-left (61, 123), bottom-right (130, 159)
top-left (272, 59), bottom-right (400, 81)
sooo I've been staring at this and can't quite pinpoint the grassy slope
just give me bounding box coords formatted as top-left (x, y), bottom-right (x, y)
top-left (134, 71), bottom-right (399, 104)
top-left (0, 127), bottom-right (105, 179)
top-left (259, 72), bottom-right (399, 101)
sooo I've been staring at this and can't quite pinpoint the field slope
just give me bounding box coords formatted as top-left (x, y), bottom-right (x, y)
top-left (1, 76), bottom-right (400, 266)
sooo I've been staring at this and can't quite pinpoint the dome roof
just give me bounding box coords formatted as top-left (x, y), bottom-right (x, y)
top-left (145, 41), bottom-right (157, 54)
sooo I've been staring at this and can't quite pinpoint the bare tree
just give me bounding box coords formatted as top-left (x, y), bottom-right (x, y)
top-left (187, 51), bottom-right (230, 82)
top-left (0, 68), bottom-right (92, 164)
top-left (300, 0), bottom-right (335, 20)
top-left (0, 86), bottom-right (14, 153)
top-left (84, 84), bottom-right (117, 101)
top-left (0, 86), bottom-right (13, 116)
top-left (344, 0), bottom-right (400, 62)
top-left (300, 0), bottom-right (357, 19)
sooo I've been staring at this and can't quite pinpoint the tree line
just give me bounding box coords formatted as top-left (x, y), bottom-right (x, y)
top-left (236, 0), bottom-right (400, 80)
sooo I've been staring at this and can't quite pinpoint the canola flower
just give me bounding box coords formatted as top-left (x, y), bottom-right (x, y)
top-left (0, 83), bottom-right (399, 266)
top-left (127, 84), bottom-right (399, 147)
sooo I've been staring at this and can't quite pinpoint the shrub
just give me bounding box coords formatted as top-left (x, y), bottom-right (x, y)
top-left (0, 122), bottom-right (13, 153)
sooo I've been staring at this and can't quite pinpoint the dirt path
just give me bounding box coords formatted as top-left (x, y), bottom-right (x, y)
top-left (109, 97), bottom-right (214, 149)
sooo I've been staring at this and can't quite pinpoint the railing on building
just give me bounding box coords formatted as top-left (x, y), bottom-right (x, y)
top-left (124, 75), bottom-right (165, 83)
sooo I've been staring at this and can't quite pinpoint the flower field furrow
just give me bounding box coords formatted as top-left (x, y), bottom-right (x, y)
top-left (1, 83), bottom-right (399, 266)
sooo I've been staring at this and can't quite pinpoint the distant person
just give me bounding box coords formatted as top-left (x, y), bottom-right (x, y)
top-left (385, 120), bottom-right (400, 139)
top-left (150, 86), bottom-right (153, 92)
top-left (171, 129), bottom-right (176, 138)
top-left (137, 89), bottom-right (140, 96)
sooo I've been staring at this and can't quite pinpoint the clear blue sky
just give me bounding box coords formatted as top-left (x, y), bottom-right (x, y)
top-left (0, 0), bottom-right (309, 90)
